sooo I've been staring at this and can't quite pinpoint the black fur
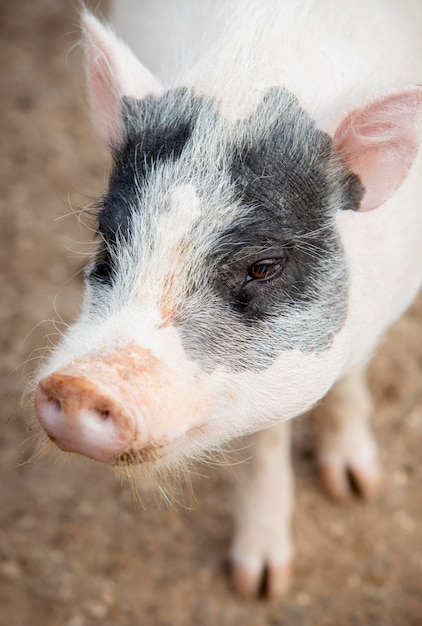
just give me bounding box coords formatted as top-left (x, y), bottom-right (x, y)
top-left (88, 89), bottom-right (204, 285)
top-left (211, 88), bottom-right (364, 321)
top-left (87, 86), bottom-right (364, 371)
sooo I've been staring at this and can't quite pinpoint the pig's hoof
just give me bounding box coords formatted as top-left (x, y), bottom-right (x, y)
top-left (318, 456), bottom-right (382, 501)
top-left (229, 558), bottom-right (293, 600)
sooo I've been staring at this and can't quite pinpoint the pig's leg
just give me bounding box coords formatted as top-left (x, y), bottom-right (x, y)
top-left (229, 421), bottom-right (294, 599)
top-left (313, 367), bottom-right (382, 500)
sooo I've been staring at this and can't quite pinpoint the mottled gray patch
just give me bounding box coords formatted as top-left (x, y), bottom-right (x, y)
top-left (87, 87), bottom-right (364, 372)
top-left (88, 89), bottom-right (213, 286)
top-left (174, 89), bottom-right (363, 371)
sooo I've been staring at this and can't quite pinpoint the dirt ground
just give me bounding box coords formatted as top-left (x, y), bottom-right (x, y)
top-left (1, 2), bottom-right (421, 625)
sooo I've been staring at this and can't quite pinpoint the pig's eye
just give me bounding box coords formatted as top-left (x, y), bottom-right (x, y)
top-left (247, 259), bottom-right (284, 282)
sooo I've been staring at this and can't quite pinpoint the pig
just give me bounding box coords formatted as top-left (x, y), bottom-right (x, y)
top-left (33, 0), bottom-right (422, 599)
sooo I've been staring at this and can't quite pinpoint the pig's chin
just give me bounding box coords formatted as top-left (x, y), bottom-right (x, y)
top-left (42, 422), bottom-right (201, 469)
top-left (112, 441), bottom-right (176, 466)
top-left (111, 422), bottom-right (210, 470)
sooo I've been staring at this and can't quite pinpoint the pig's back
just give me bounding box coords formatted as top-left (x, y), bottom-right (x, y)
top-left (109, 1), bottom-right (422, 116)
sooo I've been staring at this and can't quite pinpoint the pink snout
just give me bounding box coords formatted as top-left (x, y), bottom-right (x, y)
top-left (35, 373), bottom-right (136, 463)
top-left (34, 344), bottom-right (208, 465)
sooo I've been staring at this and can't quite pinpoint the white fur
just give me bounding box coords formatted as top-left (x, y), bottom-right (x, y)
top-left (110, 0), bottom-right (422, 118)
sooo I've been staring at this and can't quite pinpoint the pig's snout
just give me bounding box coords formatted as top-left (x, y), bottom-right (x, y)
top-left (35, 374), bottom-right (136, 463)
top-left (34, 344), bottom-right (209, 467)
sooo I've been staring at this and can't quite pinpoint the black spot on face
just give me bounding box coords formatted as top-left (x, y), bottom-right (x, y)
top-left (175, 89), bottom-right (364, 369)
top-left (203, 89), bottom-right (363, 324)
top-left (88, 89), bottom-right (205, 286)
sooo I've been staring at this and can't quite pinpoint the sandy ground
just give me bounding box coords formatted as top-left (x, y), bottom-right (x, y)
top-left (1, 2), bottom-right (421, 625)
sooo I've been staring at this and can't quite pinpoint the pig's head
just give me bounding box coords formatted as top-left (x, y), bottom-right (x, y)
top-left (34, 13), bottom-right (422, 484)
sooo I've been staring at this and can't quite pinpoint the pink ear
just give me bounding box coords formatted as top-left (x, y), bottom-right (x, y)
top-left (333, 87), bottom-right (422, 211)
top-left (81, 12), bottom-right (163, 148)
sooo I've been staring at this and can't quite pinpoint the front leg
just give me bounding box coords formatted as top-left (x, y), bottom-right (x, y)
top-left (229, 420), bottom-right (294, 599)
top-left (313, 366), bottom-right (382, 500)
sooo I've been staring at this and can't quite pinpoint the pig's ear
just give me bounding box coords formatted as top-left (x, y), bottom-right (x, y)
top-left (333, 87), bottom-right (422, 211)
top-left (81, 11), bottom-right (163, 148)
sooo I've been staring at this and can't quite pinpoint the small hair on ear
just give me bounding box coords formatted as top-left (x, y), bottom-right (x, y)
top-left (333, 87), bottom-right (422, 211)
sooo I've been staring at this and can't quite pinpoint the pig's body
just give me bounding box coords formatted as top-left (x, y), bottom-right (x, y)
top-left (34, 0), bottom-right (422, 599)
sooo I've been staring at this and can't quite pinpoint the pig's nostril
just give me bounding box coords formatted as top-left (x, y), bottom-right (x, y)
top-left (47, 396), bottom-right (62, 414)
top-left (85, 407), bottom-right (114, 424)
